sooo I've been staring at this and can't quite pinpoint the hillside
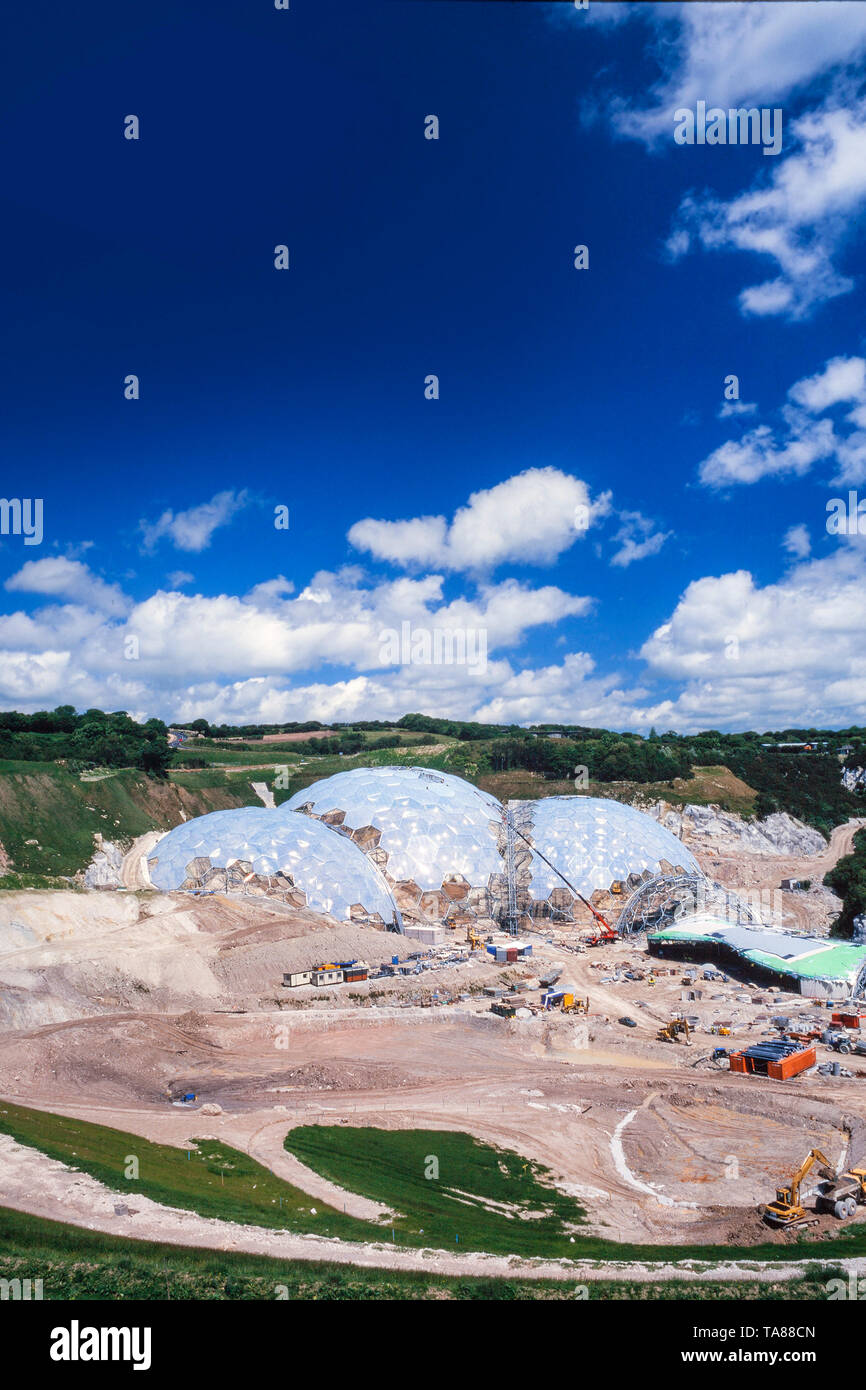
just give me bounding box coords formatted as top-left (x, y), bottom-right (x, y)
top-left (478, 763), bottom-right (758, 816)
top-left (0, 764), bottom-right (264, 885)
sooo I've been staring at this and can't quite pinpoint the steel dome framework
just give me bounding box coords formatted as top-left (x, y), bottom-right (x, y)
top-left (282, 765), bottom-right (506, 921)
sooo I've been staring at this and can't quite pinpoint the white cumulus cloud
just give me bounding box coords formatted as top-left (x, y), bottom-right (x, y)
top-left (5, 558), bottom-right (129, 617)
top-left (348, 468), bottom-right (610, 572)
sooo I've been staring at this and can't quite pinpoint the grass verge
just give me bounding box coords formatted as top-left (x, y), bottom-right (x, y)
top-left (0, 1205), bottom-right (844, 1300)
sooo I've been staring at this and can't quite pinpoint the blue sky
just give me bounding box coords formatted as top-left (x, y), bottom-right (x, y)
top-left (2, 0), bottom-right (866, 731)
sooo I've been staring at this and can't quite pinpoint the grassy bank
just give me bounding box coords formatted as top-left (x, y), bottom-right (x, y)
top-left (284, 1124), bottom-right (866, 1265)
top-left (0, 1102), bottom-right (368, 1243)
top-left (0, 763), bottom-right (264, 879)
top-left (0, 1205), bottom-right (839, 1300)
top-left (3, 1101), bottom-right (866, 1268)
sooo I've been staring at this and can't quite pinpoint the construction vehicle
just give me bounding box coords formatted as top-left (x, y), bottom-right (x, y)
top-left (825, 1030), bottom-right (866, 1056)
top-left (541, 989), bottom-right (589, 1014)
top-left (657, 1018), bottom-right (691, 1044)
top-left (763, 1148), bottom-right (834, 1227)
top-left (815, 1167), bottom-right (866, 1220)
top-left (466, 927), bottom-right (486, 952)
top-left (585, 920), bottom-right (618, 948)
top-left (562, 994), bottom-right (590, 1015)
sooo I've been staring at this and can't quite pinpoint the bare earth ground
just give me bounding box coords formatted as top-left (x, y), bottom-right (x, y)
top-left (0, 818), bottom-right (865, 1281)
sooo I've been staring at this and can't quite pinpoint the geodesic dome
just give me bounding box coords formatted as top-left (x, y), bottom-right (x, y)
top-left (282, 766), bottom-right (505, 921)
top-left (511, 796), bottom-right (701, 919)
top-left (147, 806), bottom-right (401, 928)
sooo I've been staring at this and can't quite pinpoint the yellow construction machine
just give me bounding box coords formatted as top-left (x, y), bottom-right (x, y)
top-left (657, 1018), bottom-right (691, 1044)
top-left (561, 994), bottom-right (590, 1015)
top-left (764, 1148), bottom-right (834, 1227)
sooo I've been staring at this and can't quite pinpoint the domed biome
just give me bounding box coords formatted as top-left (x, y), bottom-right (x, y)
top-left (509, 796), bottom-right (701, 926)
top-left (282, 765), bottom-right (506, 922)
top-left (147, 806), bottom-right (401, 929)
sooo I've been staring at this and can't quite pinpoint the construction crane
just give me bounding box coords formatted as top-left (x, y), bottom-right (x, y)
top-left (763, 1148), bottom-right (834, 1227)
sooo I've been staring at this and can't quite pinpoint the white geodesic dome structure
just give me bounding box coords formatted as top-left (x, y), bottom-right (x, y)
top-left (282, 766), bottom-right (505, 919)
top-left (513, 796), bottom-right (700, 910)
top-left (147, 806), bottom-right (401, 927)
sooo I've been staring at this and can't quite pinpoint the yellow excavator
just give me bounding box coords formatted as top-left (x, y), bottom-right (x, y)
top-left (764, 1148), bottom-right (834, 1227)
top-left (466, 927), bottom-right (486, 951)
top-left (657, 1019), bottom-right (692, 1044)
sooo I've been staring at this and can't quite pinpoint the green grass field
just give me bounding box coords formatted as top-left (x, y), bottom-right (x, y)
top-left (285, 1124), bottom-right (866, 1265)
top-left (284, 1124), bottom-right (588, 1256)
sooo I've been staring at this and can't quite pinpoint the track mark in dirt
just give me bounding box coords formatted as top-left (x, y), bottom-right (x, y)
top-left (610, 1092), bottom-right (697, 1210)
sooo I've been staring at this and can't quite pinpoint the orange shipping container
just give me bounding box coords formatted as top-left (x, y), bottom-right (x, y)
top-left (768, 1046), bottom-right (816, 1080)
top-left (832, 1012), bottom-right (866, 1030)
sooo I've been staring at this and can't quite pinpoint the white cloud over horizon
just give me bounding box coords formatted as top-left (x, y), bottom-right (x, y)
top-left (2, 530), bottom-right (865, 732)
top-left (638, 539), bottom-right (866, 728)
top-left (4, 557), bottom-right (130, 618)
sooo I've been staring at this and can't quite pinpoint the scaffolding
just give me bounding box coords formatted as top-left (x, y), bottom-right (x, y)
top-left (502, 807), bottom-right (520, 935)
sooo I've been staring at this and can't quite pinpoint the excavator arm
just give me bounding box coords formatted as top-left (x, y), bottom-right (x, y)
top-left (789, 1148), bottom-right (832, 1206)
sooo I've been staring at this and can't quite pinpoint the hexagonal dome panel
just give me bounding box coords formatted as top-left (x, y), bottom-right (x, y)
top-left (147, 806), bottom-right (401, 928)
top-left (282, 766), bottom-right (505, 914)
top-left (512, 796), bottom-right (701, 911)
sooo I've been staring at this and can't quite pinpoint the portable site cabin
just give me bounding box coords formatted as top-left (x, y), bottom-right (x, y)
top-left (311, 966), bottom-right (344, 987)
top-left (283, 970), bottom-right (313, 988)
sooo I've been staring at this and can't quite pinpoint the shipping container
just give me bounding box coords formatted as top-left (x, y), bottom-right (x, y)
top-left (832, 1011), bottom-right (866, 1030)
top-left (729, 1041), bottom-right (815, 1079)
